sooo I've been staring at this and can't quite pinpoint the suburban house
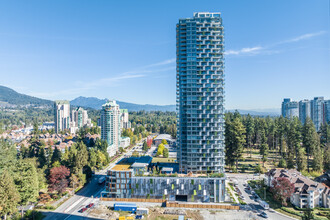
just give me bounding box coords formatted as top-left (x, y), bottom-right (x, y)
top-left (265, 169), bottom-right (330, 208)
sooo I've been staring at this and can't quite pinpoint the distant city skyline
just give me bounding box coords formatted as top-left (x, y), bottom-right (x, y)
top-left (281, 96), bottom-right (330, 131)
top-left (0, 0), bottom-right (329, 109)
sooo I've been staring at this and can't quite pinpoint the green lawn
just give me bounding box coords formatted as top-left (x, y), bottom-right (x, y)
top-left (227, 149), bottom-right (279, 173)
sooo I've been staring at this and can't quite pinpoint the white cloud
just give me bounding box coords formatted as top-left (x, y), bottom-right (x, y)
top-left (280, 31), bottom-right (326, 44)
top-left (142, 58), bottom-right (176, 68)
top-left (226, 31), bottom-right (326, 56)
top-left (29, 58), bottom-right (175, 99)
top-left (225, 46), bottom-right (264, 55)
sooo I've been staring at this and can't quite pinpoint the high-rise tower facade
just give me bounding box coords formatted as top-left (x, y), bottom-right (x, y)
top-left (311, 97), bottom-right (325, 131)
top-left (54, 100), bottom-right (70, 134)
top-left (281, 98), bottom-right (299, 118)
top-left (100, 100), bottom-right (121, 156)
top-left (299, 99), bottom-right (311, 124)
top-left (176, 12), bottom-right (225, 173)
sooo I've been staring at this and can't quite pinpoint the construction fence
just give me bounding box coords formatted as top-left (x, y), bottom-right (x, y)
top-left (100, 198), bottom-right (240, 210)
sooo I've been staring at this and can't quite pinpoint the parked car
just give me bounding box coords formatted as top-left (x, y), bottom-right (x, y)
top-left (135, 215), bottom-right (144, 219)
top-left (259, 211), bottom-right (268, 218)
top-left (86, 203), bottom-right (94, 208)
top-left (79, 207), bottom-right (87, 213)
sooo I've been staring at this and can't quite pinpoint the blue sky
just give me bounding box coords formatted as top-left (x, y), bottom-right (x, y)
top-left (0, 0), bottom-right (329, 110)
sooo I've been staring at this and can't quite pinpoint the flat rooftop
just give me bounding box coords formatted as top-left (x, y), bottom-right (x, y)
top-left (112, 164), bottom-right (131, 171)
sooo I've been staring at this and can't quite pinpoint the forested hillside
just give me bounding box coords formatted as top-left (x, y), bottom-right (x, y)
top-left (0, 85), bottom-right (52, 106)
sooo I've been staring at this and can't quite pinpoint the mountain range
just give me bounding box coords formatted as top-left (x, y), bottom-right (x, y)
top-left (0, 85), bottom-right (52, 106)
top-left (0, 85), bottom-right (280, 115)
top-left (70, 96), bottom-right (176, 112)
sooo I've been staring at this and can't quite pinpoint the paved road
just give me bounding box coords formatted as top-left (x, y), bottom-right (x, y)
top-left (43, 141), bottom-right (145, 220)
top-left (227, 173), bottom-right (295, 220)
top-left (43, 175), bottom-right (104, 220)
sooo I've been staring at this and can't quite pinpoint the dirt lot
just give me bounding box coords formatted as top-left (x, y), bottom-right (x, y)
top-left (146, 208), bottom-right (203, 220)
top-left (88, 204), bottom-right (120, 219)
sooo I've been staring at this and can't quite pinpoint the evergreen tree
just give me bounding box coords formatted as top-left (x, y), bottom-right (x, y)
top-left (46, 147), bottom-right (53, 167)
top-left (244, 114), bottom-right (254, 157)
top-left (33, 120), bottom-right (39, 136)
top-left (302, 118), bottom-right (318, 172)
top-left (0, 170), bottom-right (20, 219)
top-left (51, 146), bottom-right (62, 165)
top-left (74, 142), bottom-right (88, 174)
top-left (324, 144), bottom-right (330, 170)
top-left (286, 118), bottom-right (302, 168)
top-left (37, 146), bottom-right (47, 168)
top-left (320, 123), bottom-right (330, 147)
top-left (296, 147), bottom-right (307, 171)
top-left (225, 116), bottom-right (246, 170)
top-left (312, 144), bottom-right (323, 172)
top-left (13, 159), bottom-right (39, 205)
top-left (259, 129), bottom-right (269, 167)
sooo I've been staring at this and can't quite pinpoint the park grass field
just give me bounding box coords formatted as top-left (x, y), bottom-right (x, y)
top-left (226, 148), bottom-right (281, 173)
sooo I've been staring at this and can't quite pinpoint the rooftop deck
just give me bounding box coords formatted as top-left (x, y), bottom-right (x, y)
top-left (111, 164), bottom-right (131, 171)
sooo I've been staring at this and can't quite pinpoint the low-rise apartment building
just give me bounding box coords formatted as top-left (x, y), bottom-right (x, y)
top-left (103, 156), bottom-right (226, 203)
top-left (265, 169), bottom-right (330, 208)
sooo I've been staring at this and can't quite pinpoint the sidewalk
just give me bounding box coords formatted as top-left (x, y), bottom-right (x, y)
top-left (226, 181), bottom-right (239, 204)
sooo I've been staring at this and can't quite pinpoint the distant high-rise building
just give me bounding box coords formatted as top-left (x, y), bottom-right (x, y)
top-left (281, 98), bottom-right (291, 118)
top-left (281, 98), bottom-right (299, 118)
top-left (54, 100), bottom-right (70, 134)
top-left (299, 99), bottom-right (311, 124)
top-left (120, 109), bottom-right (131, 129)
top-left (71, 107), bottom-right (92, 133)
top-left (100, 100), bottom-right (121, 156)
top-left (176, 12), bottom-right (225, 173)
top-left (311, 97), bottom-right (325, 131)
top-left (325, 100), bottom-right (330, 124)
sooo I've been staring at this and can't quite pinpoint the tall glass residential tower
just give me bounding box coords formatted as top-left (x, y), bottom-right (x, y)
top-left (176, 12), bottom-right (225, 173)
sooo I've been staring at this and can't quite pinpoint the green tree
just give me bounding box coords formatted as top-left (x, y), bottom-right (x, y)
top-left (286, 118), bottom-right (302, 169)
top-left (156, 143), bottom-right (165, 156)
top-left (0, 139), bottom-right (17, 170)
top-left (319, 123), bottom-right (330, 147)
top-left (225, 116), bottom-right (246, 170)
top-left (163, 148), bottom-right (169, 158)
top-left (46, 147), bottom-right (53, 167)
top-left (96, 150), bottom-right (106, 168)
top-left (32, 120), bottom-right (39, 136)
top-left (278, 158), bottom-right (287, 168)
top-left (312, 144), bottom-right (323, 172)
top-left (0, 170), bottom-right (21, 219)
top-left (302, 209), bottom-right (314, 220)
top-left (88, 148), bottom-right (97, 168)
top-left (51, 146), bottom-right (62, 165)
top-left (14, 159), bottom-right (39, 205)
top-left (296, 147), bottom-right (307, 171)
top-left (143, 141), bottom-right (148, 151)
top-left (244, 114), bottom-right (255, 157)
top-left (259, 129), bottom-right (269, 167)
top-left (302, 118), bottom-right (318, 172)
top-left (324, 144), bottom-right (330, 170)
top-left (161, 139), bottom-right (168, 145)
top-left (74, 142), bottom-right (88, 173)
top-left (37, 146), bottom-right (47, 168)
